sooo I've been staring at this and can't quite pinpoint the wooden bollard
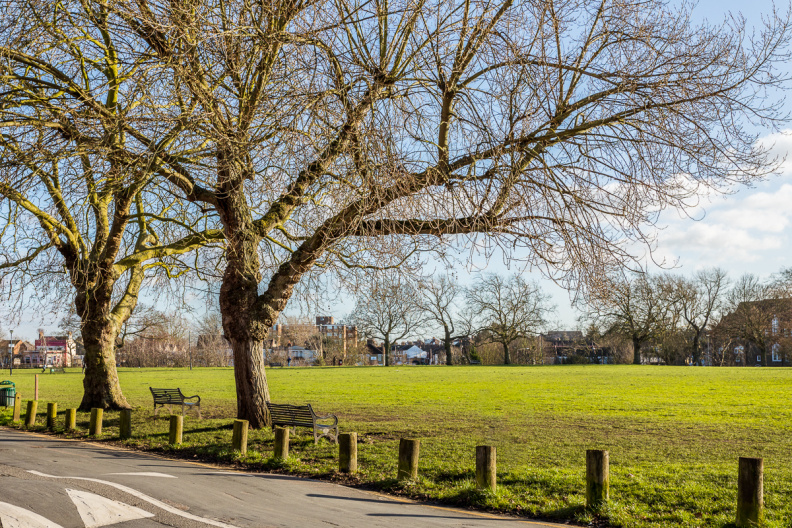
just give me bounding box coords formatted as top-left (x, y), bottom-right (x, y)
top-left (476, 445), bottom-right (496, 491)
top-left (232, 419), bottom-right (248, 454)
top-left (65, 409), bottom-right (76, 431)
top-left (89, 408), bottom-right (103, 436)
top-left (397, 438), bottom-right (420, 481)
top-left (273, 427), bottom-right (289, 459)
top-left (339, 432), bottom-right (357, 473)
top-left (24, 400), bottom-right (38, 427)
top-left (12, 393), bottom-right (22, 422)
top-left (737, 457), bottom-right (763, 527)
top-left (586, 450), bottom-right (609, 508)
top-left (119, 409), bottom-right (132, 440)
top-left (169, 415), bottom-right (183, 445)
top-left (46, 402), bottom-right (57, 429)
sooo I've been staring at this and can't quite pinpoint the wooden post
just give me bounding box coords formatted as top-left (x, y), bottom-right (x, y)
top-left (46, 402), bottom-right (57, 430)
top-left (89, 408), bottom-right (103, 436)
top-left (169, 415), bottom-right (183, 445)
top-left (119, 409), bottom-right (132, 440)
top-left (339, 432), bottom-right (358, 473)
top-left (476, 445), bottom-right (497, 491)
top-left (736, 457), bottom-right (763, 527)
top-left (65, 409), bottom-right (76, 431)
top-left (397, 438), bottom-right (420, 481)
top-left (24, 400), bottom-right (37, 427)
top-left (12, 393), bottom-right (21, 422)
top-left (34, 374), bottom-right (38, 400)
top-left (273, 427), bottom-right (289, 459)
top-left (232, 419), bottom-right (248, 454)
top-left (586, 450), bottom-right (609, 508)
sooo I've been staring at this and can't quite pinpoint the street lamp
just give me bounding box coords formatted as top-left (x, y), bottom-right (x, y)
top-left (8, 329), bottom-right (13, 375)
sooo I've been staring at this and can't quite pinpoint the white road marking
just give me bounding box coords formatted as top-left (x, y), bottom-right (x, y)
top-left (27, 471), bottom-right (241, 528)
top-left (66, 489), bottom-right (155, 528)
top-left (107, 472), bottom-right (177, 478)
top-left (0, 502), bottom-right (65, 528)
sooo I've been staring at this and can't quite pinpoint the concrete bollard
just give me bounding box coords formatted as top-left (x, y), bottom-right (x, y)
top-left (12, 393), bottom-right (22, 422)
top-left (119, 409), bottom-right (132, 440)
top-left (338, 432), bottom-right (357, 473)
top-left (586, 450), bottom-right (609, 508)
top-left (46, 402), bottom-right (57, 430)
top-left (736, 457), bottom-right (763, 527)
top-left (273, 427), bottom-right (290, 459)
top-left (397, 438), bottom-right (420, 481)
top-left (89, 408), bottom-right (103, 436)
top-left (24, 400), bottom-right (38, 427)
top-left (232, 419), bottom-right (249, 454)
top-left (476, 445), bottom-right (497, 491)
top-left (169, 415), bottom-right (183, 445)
top-left (65, 409), bottom-right (77, 431)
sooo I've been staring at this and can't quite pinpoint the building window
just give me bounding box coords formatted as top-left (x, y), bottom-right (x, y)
top-left (772, 317), bottom-right (779, 335)
top-left (772, 344), bottom-right (781, 362)
top-left (757, 355), bottom-right (762, 363)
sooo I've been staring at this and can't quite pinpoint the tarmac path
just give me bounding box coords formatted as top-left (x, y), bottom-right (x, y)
top-left (0, 428), bottom-right (563, 528)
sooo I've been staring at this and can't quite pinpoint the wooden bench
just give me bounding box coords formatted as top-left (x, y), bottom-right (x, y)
top-left (266, 402), bottom-right (338, 444)
top-left (469, 360), bottom-right (482, 365)
top-left (149, 387), bottom-right (201, 418)
top-left (269, 362), bottom-right (283, 367)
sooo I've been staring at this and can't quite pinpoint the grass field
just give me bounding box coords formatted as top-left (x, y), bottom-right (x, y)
top-left (1, 365), bottom-right (790, 527)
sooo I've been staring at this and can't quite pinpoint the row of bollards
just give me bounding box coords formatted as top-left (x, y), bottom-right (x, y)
top-left (11, 402), bottom-right (765, 527)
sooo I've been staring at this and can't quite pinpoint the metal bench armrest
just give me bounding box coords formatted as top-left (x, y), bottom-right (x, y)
top-left (183, 394), bottom-right (201, 404)
top-left (313, 413), bottom-right (338, 427)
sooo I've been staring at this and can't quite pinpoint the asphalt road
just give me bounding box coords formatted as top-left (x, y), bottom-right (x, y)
top-left (0, 428), bottom-right (561, 528)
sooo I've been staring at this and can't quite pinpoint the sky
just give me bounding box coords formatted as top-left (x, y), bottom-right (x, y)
top-left (9, 0), bottom-right (792, 341)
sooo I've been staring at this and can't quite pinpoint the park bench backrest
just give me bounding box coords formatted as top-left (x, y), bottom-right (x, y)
top-left (267, 403), bottom-right (315, 428)
top-left (150, 388), bottom-right (185, 404)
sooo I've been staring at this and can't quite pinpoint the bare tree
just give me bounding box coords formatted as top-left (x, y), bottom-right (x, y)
top-left (668, 269), bottom-right (728, 365)
top-left (0, 1), bottom-right (223, 408)
top-left (350, 275), bottom-right (423, 366)
top-left (467, 274), bottom-right (553, 365)
top-left (419, 275), bottom-right (473, 365)
top-left (584, 274), bottom-right (673, 364)
top-left (5, 0), bottom-right (789, 422)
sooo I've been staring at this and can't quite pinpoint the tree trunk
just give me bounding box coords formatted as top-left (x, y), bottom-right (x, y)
top-left (691, 333), bottom-right (701, 366)
top-left (632, 337), bottom-right (642, 365)
top-left (216, 163), bottom-right (272, 429)
top-left (444, 327), bottom-right (453, 366)
top-left (502, 341), bottom-right (511, 365)
top-left (77, 294), bottom-right (130, 411)
top-left (384, 337), bottom-right (391, 366)
top-left (229, 337), bottom-right (271, 424)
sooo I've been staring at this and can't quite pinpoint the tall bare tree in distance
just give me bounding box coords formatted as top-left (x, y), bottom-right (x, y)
top-left (669, 269), bottom-right (728, 365)
top-left (467, 274), bottom-right (553, 365)
top-left (583, 274), bottom-right (672, 365)
top-left (419, 275), bottom-right (474, 365)
top-left (351, 275), bottom-right (424, 366)
top-left (2, 0), bottom-right (789, 421)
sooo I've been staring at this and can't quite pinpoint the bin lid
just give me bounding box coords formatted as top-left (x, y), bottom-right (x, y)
top-left (0, 380), bottom-right (15, 387)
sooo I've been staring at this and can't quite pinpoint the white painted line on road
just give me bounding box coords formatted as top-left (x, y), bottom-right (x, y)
top-left (0, 502), bottom-right (65, 528)
top-left (66, 489), bottom-right (155, 527)
top-left (107, 472), bottom-right (177, 478)
top-left (27, 471), bottom-right (241, 528)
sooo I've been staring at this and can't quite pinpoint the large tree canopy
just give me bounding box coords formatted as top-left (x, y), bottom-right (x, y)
top-left (0, 2), bottom-right (223, 408)
top-left (2, 0), bottom-right (789, 422)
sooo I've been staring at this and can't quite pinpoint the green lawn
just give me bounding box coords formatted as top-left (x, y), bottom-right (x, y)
top-left (1, 365), bottom-right (790, 527)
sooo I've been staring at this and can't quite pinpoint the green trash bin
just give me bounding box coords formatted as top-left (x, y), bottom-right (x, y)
top-left (0, 381), bottom-right (15, 407)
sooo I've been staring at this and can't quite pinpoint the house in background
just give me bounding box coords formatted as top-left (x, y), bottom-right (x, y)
top-left (24, 331), bottom-right (77, 368)
top-left (0, 339), bottom-right (35, 368)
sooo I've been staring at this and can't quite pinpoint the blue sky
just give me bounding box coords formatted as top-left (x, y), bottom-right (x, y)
top-left (11, 0), bottom-right (792, 341)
